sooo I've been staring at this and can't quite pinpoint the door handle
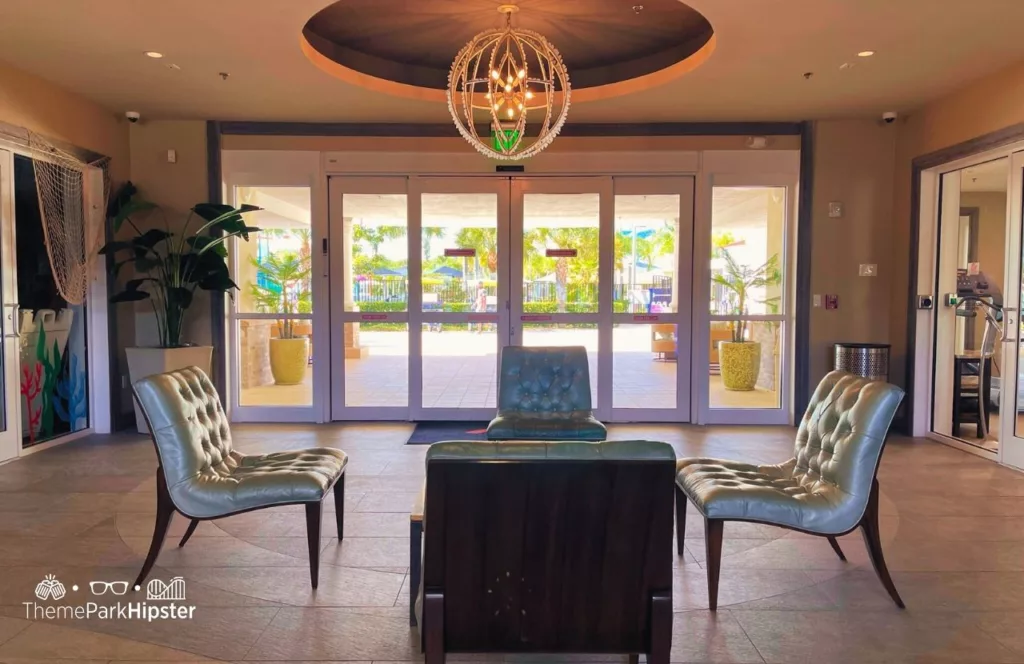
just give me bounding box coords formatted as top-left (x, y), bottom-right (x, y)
top-left (3, 303), bottom-right (19, 340)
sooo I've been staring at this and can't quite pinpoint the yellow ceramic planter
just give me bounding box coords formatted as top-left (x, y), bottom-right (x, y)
top-left (269, 337), bottom-right (309, 385)
top-left (719, 341), bottom-right (761, 391)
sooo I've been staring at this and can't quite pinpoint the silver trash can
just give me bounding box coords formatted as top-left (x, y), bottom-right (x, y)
top-left (833, 343), bottom-right (890, 382)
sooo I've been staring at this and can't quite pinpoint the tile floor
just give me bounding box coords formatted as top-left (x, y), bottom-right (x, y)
top-left (241, 329), bottom-right (779, 411)
top-left (2, 423), bottom-right (1021, 662)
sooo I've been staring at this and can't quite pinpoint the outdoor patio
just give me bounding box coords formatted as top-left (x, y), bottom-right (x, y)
top-left (240, 327), bottom-right (779, 412)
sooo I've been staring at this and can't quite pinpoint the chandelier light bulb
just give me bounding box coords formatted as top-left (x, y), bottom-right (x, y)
top-left (447, 5), bottom-right (571, 160)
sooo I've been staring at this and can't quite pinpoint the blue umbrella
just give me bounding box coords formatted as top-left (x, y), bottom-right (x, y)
top-left (373, 267), bottom-right (404, 277)
top-left (430, 266), bottom-right (463, 278)
top-left (618, 228), bottom-right (656, 239)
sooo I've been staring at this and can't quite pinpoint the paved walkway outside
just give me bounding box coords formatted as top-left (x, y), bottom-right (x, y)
top-left (241, 328), bottom-right (779, 411)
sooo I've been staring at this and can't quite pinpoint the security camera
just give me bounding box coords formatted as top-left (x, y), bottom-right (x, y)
top-left (125, 111), bottom-right (141, 124)
top-left (882, 111), bottom-right (897, 124)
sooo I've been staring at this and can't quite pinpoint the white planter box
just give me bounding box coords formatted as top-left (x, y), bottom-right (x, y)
top-left (126, 346), bottom-right (213, 434)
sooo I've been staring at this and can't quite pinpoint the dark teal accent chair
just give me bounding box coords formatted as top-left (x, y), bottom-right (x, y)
top-left (486, 345), bottom-right (606, 441)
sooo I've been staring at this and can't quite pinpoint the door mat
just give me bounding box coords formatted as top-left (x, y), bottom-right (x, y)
top-left (406, 421), bottom-right (491, 445)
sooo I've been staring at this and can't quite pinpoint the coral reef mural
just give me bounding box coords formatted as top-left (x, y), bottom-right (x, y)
top-left (18, 308), bottom-right (87, 446)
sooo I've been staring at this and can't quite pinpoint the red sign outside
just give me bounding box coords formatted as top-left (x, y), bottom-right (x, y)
top-left (545, 248), bottom-right (578, 258)
top-left (444, 248), bottom-right (476, 257)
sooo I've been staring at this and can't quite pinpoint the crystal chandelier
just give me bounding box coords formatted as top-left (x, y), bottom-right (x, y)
top-left (447, 4), bottom-right (571, 160)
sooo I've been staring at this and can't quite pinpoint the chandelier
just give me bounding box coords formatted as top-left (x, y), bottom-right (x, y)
top-left (447, 4), bottom-right (571, 160)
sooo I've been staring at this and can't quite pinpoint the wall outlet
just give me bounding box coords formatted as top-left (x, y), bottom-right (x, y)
top-left (813, 294), bottom-right (822, 308)
top-left (166, 149), bottom-right (177, 164)
top-left (859, 263), bottom-right (877, 277)
top-left (828, 202), bottom-right (843, 218)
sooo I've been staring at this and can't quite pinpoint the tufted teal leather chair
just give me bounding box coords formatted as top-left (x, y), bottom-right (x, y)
top-left (414, 440), bottom-right (674, 664)
top-left (486, 346), bottom-right (606, 441)
top-left (675, 371), bottom-right (905, 609)
top-left (132, 366), bottom-right (347, 590)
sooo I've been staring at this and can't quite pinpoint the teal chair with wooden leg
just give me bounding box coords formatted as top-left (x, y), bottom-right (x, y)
top-left (486, 345), bottom-right (606, 441)
top-left (131, 366), bottom-right (347, 590)
top-left (675, 371), bottom-right (905, 610)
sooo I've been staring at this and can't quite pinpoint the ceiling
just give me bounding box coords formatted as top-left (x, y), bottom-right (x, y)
top-left (303, 0), bottom-right (712, 92)
top-left (1, 0), bottom-right (1023, 123)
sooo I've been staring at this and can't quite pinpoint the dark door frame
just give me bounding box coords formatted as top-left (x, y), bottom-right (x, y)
top-left (206, 120), bottom-right (814, 424)
top-left (904, 122), bottom-right (1024, 434)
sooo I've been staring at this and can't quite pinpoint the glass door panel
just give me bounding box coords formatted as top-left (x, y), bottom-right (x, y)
top-left (705, 183), bottom-right (791, 424)
top-left (1002, 152), bottom-right (1024, 469)
top-left (932, 160), bottom-right (1008, 454)
top-left (611, 177), bottom-right (693, 422)
top-left (230, 186), bottom-right (314, 412)
top-left (512, 178), bottom-right (609, 416)
top-left (0, 149), bottom-right (18, 462)
top-left (411, 181), bottom-right (508, 419)
top-left (329, 178), bottom-right (410, 420)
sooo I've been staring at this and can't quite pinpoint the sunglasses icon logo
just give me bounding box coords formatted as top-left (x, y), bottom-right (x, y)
top-left (89, 581), bottom-right (129, 596)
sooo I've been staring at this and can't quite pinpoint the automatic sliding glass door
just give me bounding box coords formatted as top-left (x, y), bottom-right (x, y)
top-left (511, 178), bottom-right (609, 415)
top-left (410, 178), bottom-right (510, 420)
top-left (328, 175), bottom-right (696, 424)
top-left (611, 177), bottom-right (694, 422)
top-left (329, 177), bottom-right (411, 420)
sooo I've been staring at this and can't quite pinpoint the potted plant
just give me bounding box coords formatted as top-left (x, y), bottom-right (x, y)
top-left (712, 248), bottom-right (781, 391)
top-left (249, 250), bottom-right (312, 385)
top-left (99, 182), bottom-right (259, 431)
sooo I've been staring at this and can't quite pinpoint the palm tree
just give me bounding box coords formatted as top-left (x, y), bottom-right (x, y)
top-left (711, 248), bottom-right (781, 342)
top-left (249, 250), bottom-right (312, 338)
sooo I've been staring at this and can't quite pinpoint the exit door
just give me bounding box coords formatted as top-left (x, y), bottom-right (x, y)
top-left (328, 175), bottom-right (694, 423)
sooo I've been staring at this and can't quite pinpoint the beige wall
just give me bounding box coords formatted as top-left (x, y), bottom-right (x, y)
top-left (0, 59), bottom-right (135, 416)
top-left (0, 59), bottom-right (129, 182)
top-left (889, 60), bottom-right (1024, 388)
top-left (128, 121), bottom-right (212, 348)
top-left (808, 120), bottom-right (897, 385)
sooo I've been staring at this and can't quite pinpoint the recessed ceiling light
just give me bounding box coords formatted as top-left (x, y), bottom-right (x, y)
top-left (857, 50), bottom-right (875, 58)
top-left (144, 51), bottom-right (164, 59)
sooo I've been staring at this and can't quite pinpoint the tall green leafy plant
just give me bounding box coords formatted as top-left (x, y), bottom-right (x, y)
top-left (99, 182), bottom-right (260, 348)
top-left (711, 248), bottom-right (782, 343)
top-left (248, 250), bottom-right (312, 339)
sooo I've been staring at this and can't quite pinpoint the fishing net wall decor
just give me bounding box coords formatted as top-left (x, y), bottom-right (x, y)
top-left (27, 131), bottom-right (109, 305)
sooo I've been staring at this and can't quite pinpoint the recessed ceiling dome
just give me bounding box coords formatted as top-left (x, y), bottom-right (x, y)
top-left (301, 0), bottom-right (715, 103)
